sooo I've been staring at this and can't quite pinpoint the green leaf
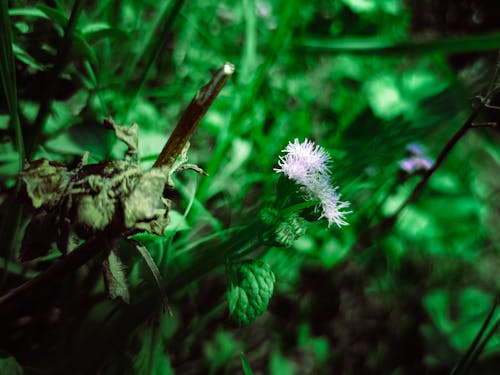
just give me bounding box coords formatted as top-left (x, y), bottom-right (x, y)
top-left (12, 43), bottom-right (46, 71)
top-left (70, 32), bottom-right (98, 65)
top-left (34, 3), bottom-right (97, 65)
top-left (132, 326), bottom-right (173, 375)
top-left (269, 349), bottom-right (295, 375)
top-left (0, 353), bottom-right (23, 375)
top-left (424, 288), bottom-right (500, 352)
top-left (123, 0), bottom-right (185, 118)
top-left (341, 0), bottom-right (403, 14)
top-left (240, 352), bottom-right (255, 375)
top-left (81, 23), bottom-right (130, 43)
top-left (8, 7), bottom-right (48, 18)
top-left (204, 332), bottom-right (242, 373)
top-left (103, 248), bottom-right (130, 303)
top-left (227, 260), bottom-right (275, 325)
top-left (298, 33), bottom-right (500, 55)
top-left (35, 3), bottom-right (67, 29)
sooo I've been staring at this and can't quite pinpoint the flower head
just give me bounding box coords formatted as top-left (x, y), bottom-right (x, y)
top-left (399, 142), bottom-right (434, 174)
top-left (275, 139), bottom-right (331, 184)
top-left (399, 157), bottom-right (433, 174)
top-left (275, 138), bottom-right (350, 227)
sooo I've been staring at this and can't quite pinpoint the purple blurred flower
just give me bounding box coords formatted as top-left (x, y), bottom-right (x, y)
top-left (406, 143), bottom-right (425, 156)
top-left (399, 143), bottom-right (434, 174)
top-left (399, 157), bottom-right (434, 173)
top-left (275, 139), bottom-right (350, 227)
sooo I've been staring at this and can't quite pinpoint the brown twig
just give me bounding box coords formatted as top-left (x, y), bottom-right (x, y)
top-left (153, 62), bottom-right (235, 168)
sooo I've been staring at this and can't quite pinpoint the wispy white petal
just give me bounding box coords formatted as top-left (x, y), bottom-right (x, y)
top-left (275, 139), bottom-right (350, 227)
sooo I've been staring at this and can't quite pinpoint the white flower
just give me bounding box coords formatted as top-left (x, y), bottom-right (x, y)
top-left (275, 138), bottom-right (351, 227)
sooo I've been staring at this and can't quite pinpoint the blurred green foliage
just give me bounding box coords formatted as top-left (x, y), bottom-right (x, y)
top-left (1, 0), bottom-right (500, 374)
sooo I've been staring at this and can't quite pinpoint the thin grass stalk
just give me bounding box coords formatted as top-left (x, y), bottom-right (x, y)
top-left (0, 0), bottom-right (26, 290)
top-left (197, 0), bottom-right (299, 202)
top-left (451, 299), bottom-right (498, 375)
top-left (0, 0), bottom-right (25, 166)
top-left (459, 317), bottom-right (500, 375)
top-left (123, 0), bottom-right (184, 120)
top-left (26, 0), bottom-right (85, 158)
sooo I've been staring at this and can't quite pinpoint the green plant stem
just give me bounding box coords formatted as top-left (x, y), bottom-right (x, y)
top-left (26, 0), bottom-right (85, 158)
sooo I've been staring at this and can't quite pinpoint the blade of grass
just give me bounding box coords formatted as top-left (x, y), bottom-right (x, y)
top-left (240, 352), bottom-right (255, 375)
top-left (122, 0), bottom-right (185, 122)
top-left (0, 0), bottom-right (26, 290)
top-left (26, 0), bottom-right (86, 158)
top-left (130, 239), bottom-right (172, 316)
top-left (297, 32), bottom-right (500, 55)
top-left (451, 299), bottom-right (499, 375)
top-left (459, 317), bottom-right (500, 375)
top-left (0, 0), bottom-right (25, 166)
top-left (196, 0), bottom-right (299, 202)
top-left (240, 0), bottom-right (257, 85)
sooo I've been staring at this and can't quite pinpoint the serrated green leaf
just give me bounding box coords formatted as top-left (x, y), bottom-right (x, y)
top-left (103, 248), bottom-right (130, 303)
top-left (227, 260), bottom-right (275, 325)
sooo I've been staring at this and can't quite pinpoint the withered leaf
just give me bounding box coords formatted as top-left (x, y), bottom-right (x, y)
top-left (103, 118), bottom-right (139, 159)
top-left (123, 168), bottom-right (170, 231)
top-left (20, 119), bottom-right (202, 261)
top-left (103, 248), bottom-right (130, 303)
top-left (21, 159), bottom-right (70, 209)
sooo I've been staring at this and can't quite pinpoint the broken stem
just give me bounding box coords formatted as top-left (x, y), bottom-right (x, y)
top-left (153, 62), bottom-right (235, 168)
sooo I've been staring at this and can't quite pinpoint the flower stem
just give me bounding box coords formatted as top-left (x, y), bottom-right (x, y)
top-left (351, 98), bottom-right (486, 253)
